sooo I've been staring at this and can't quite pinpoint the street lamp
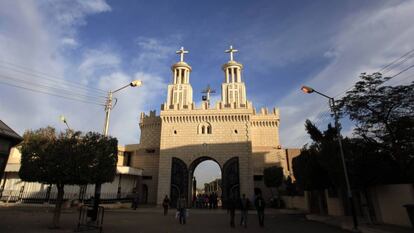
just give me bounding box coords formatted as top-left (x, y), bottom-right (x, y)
top-left (59, 115), bottom-right (71, 130)
top-left (92, 80), bottom-right (142, 220)
top-left (103, 80), bottom-right (143, 136)
top-left (301, 85), bottom-right (358, 231)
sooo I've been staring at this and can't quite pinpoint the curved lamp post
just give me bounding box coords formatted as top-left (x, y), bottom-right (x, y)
top-left (59, 115), bottom-right (70, 130)
top-left (301, 85), bottom-right (358, 231)
top-left (103, 80), bottom-right (143, 136)
top-left (93, 80), bottom-right (143, 220)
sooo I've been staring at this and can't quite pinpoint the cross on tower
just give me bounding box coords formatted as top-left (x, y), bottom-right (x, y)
top-left (225, 45), bottom-right (238, 61)
top-left (176, 46), bottom-right (189, 62)
top-left (201, 84), bottom-right (216, 105)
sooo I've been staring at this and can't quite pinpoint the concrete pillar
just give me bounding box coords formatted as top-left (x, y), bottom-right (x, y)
top-left (226, 69), bottom-right (230, 83)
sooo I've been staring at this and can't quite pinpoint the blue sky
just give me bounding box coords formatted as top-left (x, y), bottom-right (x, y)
top-left (1, 0), bottom-right (413, 151)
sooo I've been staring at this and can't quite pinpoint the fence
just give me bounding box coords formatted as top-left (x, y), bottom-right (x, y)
top-left (0, 189), bottom-right (135, 204)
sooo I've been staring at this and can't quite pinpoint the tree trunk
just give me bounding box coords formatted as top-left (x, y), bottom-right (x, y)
top-left (92, 183), bottom-right (101, 221)
top-left (51, 184), bottom-right (64, 229)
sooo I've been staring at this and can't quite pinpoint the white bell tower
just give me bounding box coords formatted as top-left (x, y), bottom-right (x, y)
top-left (220, 45), bottom-right (248, 108)
top-left (165, 47), bottom-right (194, 110)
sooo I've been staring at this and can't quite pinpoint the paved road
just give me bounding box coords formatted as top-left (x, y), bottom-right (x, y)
top-left (0, 207), bottom-right (349, 233)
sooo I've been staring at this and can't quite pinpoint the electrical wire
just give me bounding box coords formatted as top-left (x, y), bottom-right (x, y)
top-left (0, 74), bottom-right (106, 102)
top-left (0, 80), bottom-right (104, 106)
top-left (0, 60), bottom-right (107, 94)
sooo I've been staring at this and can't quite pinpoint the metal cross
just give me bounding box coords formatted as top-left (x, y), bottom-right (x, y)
top-left (176, 46), bottom-right (189, 62)
top-left (225, 45), bottom-right (238, 61)
top-left (201, 84), bottom-right (216, 104)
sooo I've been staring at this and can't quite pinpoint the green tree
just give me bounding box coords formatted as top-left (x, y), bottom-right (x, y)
top-left (80, 132), bottom-right (118, 218)
top-left (338, 73), bottom-right (414, 182)
top-left (19, 128), bottom-right (118, 228)
top-left (19, 127), bottom-right (80, 228)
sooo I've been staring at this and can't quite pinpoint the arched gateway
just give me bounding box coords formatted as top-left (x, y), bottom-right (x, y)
top-left (169, 156), bottom-right (240, 208)
top-left (127, 46), bottom-right (293, 206)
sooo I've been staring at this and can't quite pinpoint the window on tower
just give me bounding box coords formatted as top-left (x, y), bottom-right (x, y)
top-left (198, 122), bottom-right (212, 134)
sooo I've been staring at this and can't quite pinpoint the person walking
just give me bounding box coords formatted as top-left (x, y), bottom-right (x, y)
top-left (162, 195), bottom-right (170, 216)
top-left (227, 195), bottom-right (236, 228)
top-left (177, 195), bottom-right (187, 224)
top-left (131, 189), bottom-right (139, 210)
top-left (255, 193), bottom-right (266, 227)
top-left (240, 194), bottom-right (249, 228)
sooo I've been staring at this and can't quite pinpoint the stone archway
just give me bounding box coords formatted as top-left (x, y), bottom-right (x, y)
top-left (169, 156), bottom-right (240, 208)
top-left (188, 156), bottom-right (222, 207)
top-left (170, 157), bottom-right (188, 208)
top-left (222, 157), bottom-right (240, 208)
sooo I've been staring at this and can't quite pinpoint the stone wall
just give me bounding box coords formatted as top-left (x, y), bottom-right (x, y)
top-left (370, 184), bottom-right (414, 227)
top-left (283, 194), bottom-right (309, 212)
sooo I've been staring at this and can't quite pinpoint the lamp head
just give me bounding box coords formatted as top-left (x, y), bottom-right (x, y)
top-left (130, 80), bottom-right (143, 87)
top-left (59, 115), bottom-right (67, 123)
top-left (301, 85), bottom-right (314, 94)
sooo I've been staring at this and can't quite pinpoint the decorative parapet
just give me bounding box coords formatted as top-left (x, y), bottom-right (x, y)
top-left (251, 107), bottom-right (280, 127)
top-left (161, 100), bottom-right (253, 111)
top-left (139, 110), bottom-right (161, 128)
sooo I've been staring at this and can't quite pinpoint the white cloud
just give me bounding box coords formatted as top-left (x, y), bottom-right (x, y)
top-left (94, 71), bottom-right (166, 143)
top-left (132, 36), bottom-right (182, 73)
top-left (41, 0), bottom-right (111, 27)
top-left (278, 1), bottom-right (414, 147)
top-left (61, 37), bottom-right (78, 47)
top-left (0, 0), bottom-right (172, 144)
top-left (78, 49), bottom-right (121, 77)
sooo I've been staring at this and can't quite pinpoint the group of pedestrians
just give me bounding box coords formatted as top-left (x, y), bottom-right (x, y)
top-left (193, 192), bottom-right (219, 209)
top-left (163, 195), bottom-right (188, 224)
top-left (162, 192), bottom-right (266, 228)
top-left (227, 193), bottom-right (266, 228)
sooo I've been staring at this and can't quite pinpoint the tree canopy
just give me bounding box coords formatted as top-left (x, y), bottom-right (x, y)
top-left (338, 72), bottom-right (414, 182)
top-left (19, 128), bottom-right (118, 185)
top-left (19, 127), bottom-right (118, 228)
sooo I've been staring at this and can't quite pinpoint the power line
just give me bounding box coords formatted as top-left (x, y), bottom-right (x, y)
top-left (333, 49), bottom-right (414, 98)
top-left (0, 74), bottom-right (106, 102)
top-left (0, 80), bottom-right (104, 106)
top-left (389, 64), bottom-right (414, 78)
top-left (379, 48), bottom-right (414, 73)
top-left (0, 60), bottom-right (107, 94)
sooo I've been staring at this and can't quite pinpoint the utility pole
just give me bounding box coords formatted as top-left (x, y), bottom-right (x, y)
top-left (92, 80), bottom-right (142, 221)
top-left (301, 85), bottom-right (358, 231)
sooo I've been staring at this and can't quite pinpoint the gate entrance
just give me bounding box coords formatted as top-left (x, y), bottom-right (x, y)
top-left (170, 156), bottom-right (240, 208)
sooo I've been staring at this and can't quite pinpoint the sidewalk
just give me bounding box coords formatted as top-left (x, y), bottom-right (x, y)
top-left (306, 214), bottom-right (412, 233)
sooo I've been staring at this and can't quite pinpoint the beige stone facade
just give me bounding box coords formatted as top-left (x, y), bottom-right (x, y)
top-left (120, 46), bottom-right (300, 205)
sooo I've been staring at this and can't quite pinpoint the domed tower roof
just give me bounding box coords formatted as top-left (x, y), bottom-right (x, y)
top-left (171, 61), bottom-right (192, 71)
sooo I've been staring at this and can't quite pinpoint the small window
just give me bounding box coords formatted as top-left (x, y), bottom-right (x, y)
top-left (202, 126), bottom-right (205, 134)
top-left (234, 130), bottom-right (238, 134)
top-left (254, 175), bottom-right (263, 181)
top-left (207, 126), bottom-right (212, 134)
top-left (174, 130), bottom-right (177, 134)
top-left (145, 149), bottom-right (156, 153)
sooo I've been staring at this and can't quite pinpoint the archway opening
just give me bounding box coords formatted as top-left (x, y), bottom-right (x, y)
top-left (191, 159), bottom-right (221, 208)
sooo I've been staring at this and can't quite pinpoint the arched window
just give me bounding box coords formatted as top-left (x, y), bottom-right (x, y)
top-left (207, 125), bottom-right (212, 134)
top-left (198, 122), bottom-right (212, 134)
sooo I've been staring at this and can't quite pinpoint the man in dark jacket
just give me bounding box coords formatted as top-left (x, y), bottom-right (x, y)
top-left (177, 196), bottom-right (187, 224)
top-left (240, 194), bottom-right (249, 228)
top-left (255, 193), bottom-right (266, 227)
top-left (227, 195), bottom-right (236, 228)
